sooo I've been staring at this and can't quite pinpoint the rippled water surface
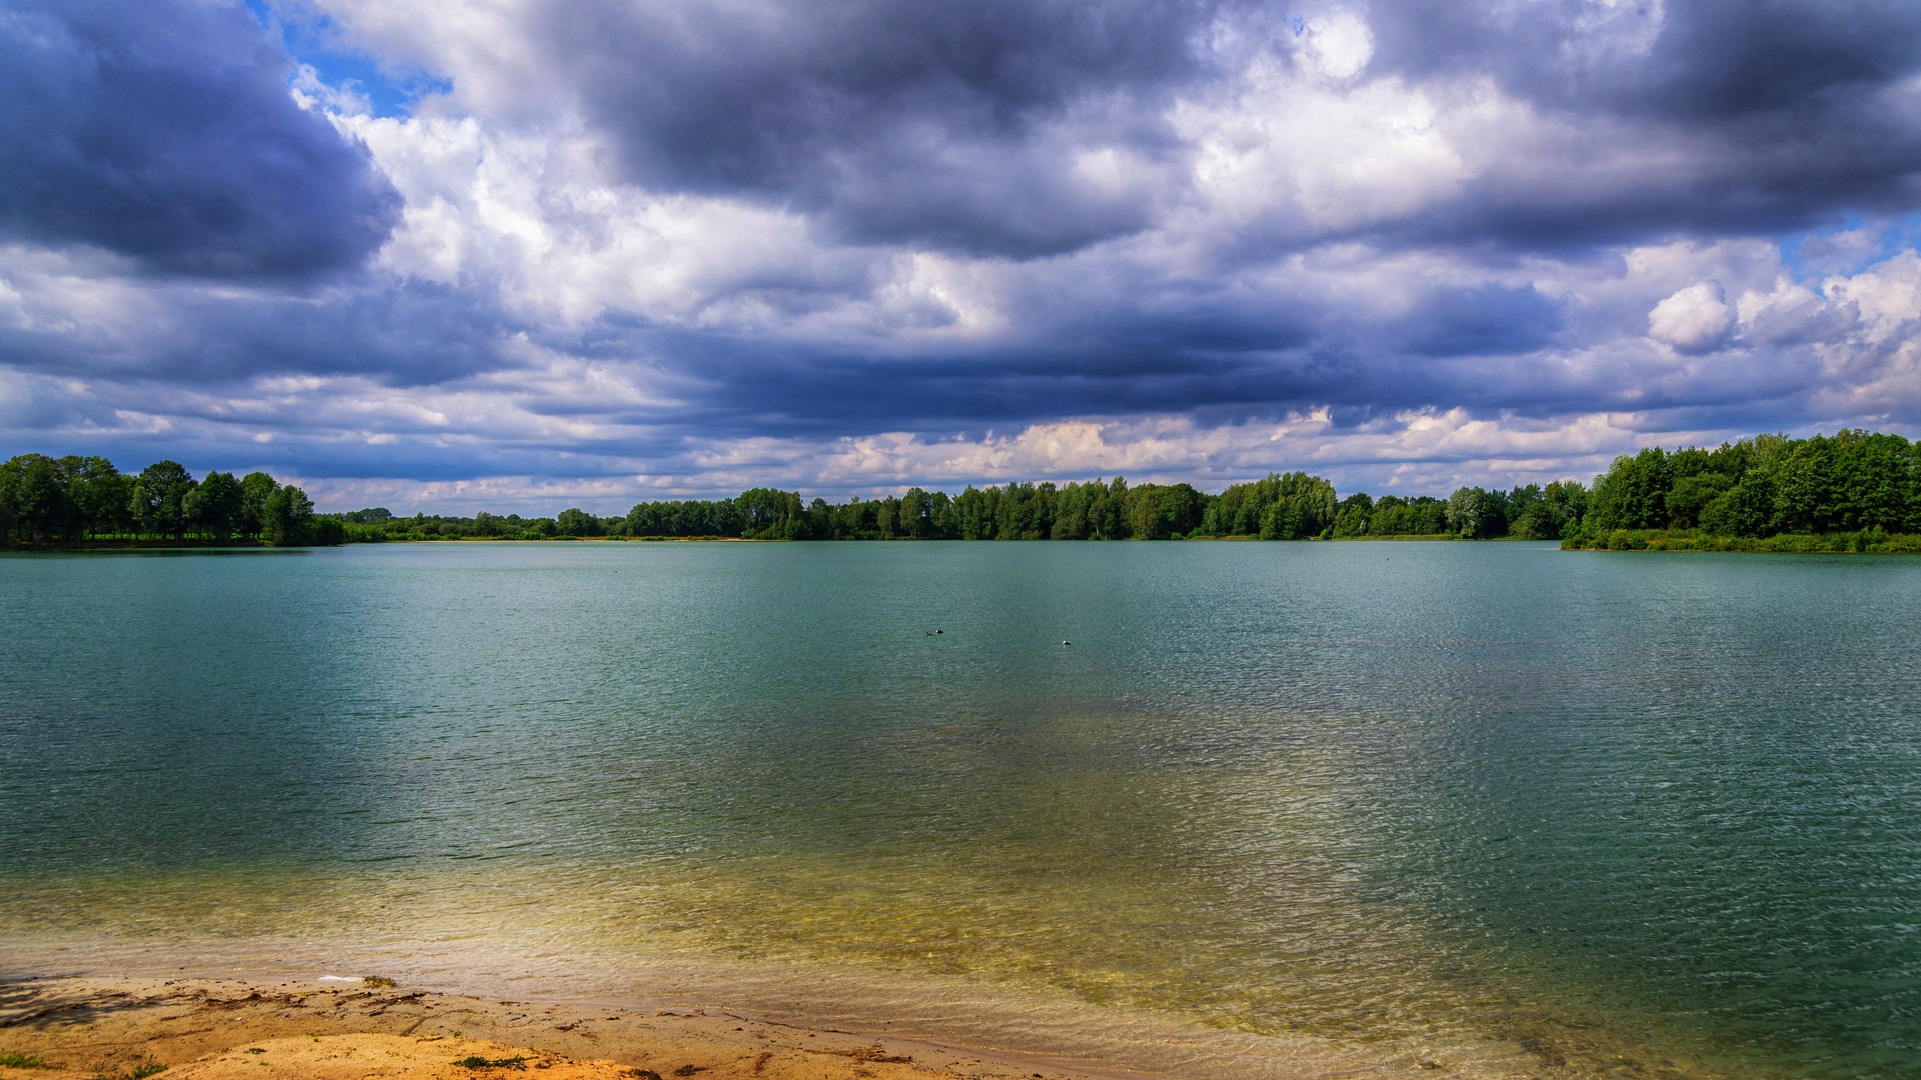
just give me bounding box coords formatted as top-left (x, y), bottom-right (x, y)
top-left (4, 541), bottom-right (1920, 1079)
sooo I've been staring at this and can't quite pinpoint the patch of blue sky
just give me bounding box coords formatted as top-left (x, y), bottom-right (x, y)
top-left (243, 0), bottom-right (447, 118)
top-left (1777, 212), bottom-right (1921, 285)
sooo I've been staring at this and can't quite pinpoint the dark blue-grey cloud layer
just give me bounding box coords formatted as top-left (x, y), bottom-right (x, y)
top-left (0, 0), bottom-right (398, 277)
top-left (0, 277), bottom-right (513, 386)
top-left (539, 0), bottom-right (1921, 256)
top-left (548, 0), bottom-right (1206, 256)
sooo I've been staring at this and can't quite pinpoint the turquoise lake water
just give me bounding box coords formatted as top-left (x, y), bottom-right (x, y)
top-left (3, 541), bottom-right (1919, 1079)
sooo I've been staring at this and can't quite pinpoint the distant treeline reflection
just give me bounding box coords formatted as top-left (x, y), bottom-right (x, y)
top-left (6, 429), bottom-right (1921, 550)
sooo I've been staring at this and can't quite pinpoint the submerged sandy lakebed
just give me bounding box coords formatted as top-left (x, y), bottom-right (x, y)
top-left (0, 976), bottom-right (1137, 1080)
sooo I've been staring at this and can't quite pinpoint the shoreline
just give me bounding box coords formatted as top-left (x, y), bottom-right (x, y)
top-left (3, 534), bottom-right (1522, 551)
top-left (0, 939), bottom-right (1479, 1080)
top-left (0, 974), bottom-right (1167, 1080)
top-left (18, 533), bottom-right (1921, 552)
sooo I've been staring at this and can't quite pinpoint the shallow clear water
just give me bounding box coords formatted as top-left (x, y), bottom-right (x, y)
top-left (3, 541), bottom-right (1920, 1079)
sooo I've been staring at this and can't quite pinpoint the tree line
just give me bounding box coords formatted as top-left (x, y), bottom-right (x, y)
top-left (343, 473), bottom-right (1590, 542)
top-left (12, 429), bottom-right (1915, 550)
top-left (1563, 429), bottom-right (1921, 550)
top-left (2, 451), bottom-right (1584, 548)
top-left (280, 427), bottom-right (1921, 547)
top-left (0, 454), bottom-right (339, 546)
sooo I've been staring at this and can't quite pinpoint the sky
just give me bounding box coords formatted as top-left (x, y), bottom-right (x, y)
top-left (3, 0), bottom-right (1921, 513)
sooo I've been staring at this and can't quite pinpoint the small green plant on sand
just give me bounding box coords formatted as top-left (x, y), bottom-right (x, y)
top-left (363, 976), bottom-right (397, 988)
top-left (455, 1055), bottom-right (528, 1070)
top-left (1, 1051), bottom-right (52, 1069)
top-left (246, 1048), bottom-right (266, 1054)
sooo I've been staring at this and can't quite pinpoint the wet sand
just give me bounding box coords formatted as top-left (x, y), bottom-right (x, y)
top-left (0, 975), bottom-right (1193, 1080)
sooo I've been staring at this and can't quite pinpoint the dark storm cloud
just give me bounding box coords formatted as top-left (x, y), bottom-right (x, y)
top-left (1367, 0), bottom-right (1921, 120)
top-left (684, 346), bottom-right (1397, 432)
top-left (0, 0), bottom-right (399, 277)
top-left (531, 0), bottom-right (1921, 258)
top-left (590, 315), bottom-right (1577, 439)
top-left (544, 0), bottom-right (1210, 255)
top-left (1359, 0), bottom-right (1921, 247)
top-left (1393, 286), bottom-right (1565, 358)
top-left (0, 279), bottom-right (513, 386)
top-left (593, 272), bottom-right (1839, 444)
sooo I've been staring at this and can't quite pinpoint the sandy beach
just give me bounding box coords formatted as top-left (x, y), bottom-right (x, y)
top-left (0, 975), bottom-right (1177, 1080)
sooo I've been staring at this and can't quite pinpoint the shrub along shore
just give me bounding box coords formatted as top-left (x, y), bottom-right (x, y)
top-left (6, 428), bottom-right (1921, 551)
top-left (1561, 529), bottom-right (1921, 553)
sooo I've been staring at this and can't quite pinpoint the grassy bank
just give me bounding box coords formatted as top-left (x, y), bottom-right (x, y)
top-left (1562, 528), bottom-right (1921, 553)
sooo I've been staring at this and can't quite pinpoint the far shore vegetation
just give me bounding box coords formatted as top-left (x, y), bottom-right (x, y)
top-left (1557, 428), bottom-right (1921, 553)
top-left (4, 429), bottom-right (1920, 552)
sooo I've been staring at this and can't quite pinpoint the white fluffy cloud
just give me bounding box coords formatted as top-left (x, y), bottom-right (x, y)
top-left (1647, 282), bottom-right (1734, 350)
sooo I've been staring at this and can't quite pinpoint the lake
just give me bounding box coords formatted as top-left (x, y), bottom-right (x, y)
top-left (3, 540), bottom-right (1919, 1079)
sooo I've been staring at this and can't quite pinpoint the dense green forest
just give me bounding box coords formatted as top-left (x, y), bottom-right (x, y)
top-left (1, 451), bottom-right (1557, 546)
top-left (0, 454), bottom-right (340, 547)
top-left (603, 473), bottom-right (1570, 541)
top-left (334, 474), bottom-right (1565, 542)
top-left (7, 428), bottom-right (1920, 549)
top-left (1562, 429), bottom-right (1921, 552)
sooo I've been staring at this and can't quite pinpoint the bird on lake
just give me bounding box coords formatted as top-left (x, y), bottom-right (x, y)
top-left (1062, 640), bottom-right (1071, 646)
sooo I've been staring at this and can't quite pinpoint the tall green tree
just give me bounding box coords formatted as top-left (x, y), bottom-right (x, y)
top-left (1331, 493), bottom-right (1374, 537)
top-left (1445, 487), bottom-right (1477, 535)
top-left (261, 483), bottom-right (315, 545)
top-left (1256, 473), bottom-right (1338, 539)
top-left (238, 472), bottom-right (279, 538)
top-left (59, 456), bottom-right (132, 538)
top-left (1664, 472), bottom-right (1734, 529)
top-left (0, 462), bottom-right (14, 544)
top-left (1366, 495), bottom-right (1450, 536)
top-left (1772, 436), bottom-right (1838, 534)
top-left (132, 461), bottom-right (197, 540)
top-left (736, 487), bottom-right (807, 539)
top-left (185, 471), bottom-right (244, 541)
top-left (1, 454), bottom-right (78, 544)
top-left (1828, 430), bottom-right (1914, 531)
top-left (555, 508), bottom-right (603, 537)
top-left (1508, 480), bottom-right (1586, 539)
top-left (1589, 447), bottom-right (1673, 530)
top-left (1700, 472), bottom-right (1779, 537)
top-left (1115, 482), bottom-right (1200, 539)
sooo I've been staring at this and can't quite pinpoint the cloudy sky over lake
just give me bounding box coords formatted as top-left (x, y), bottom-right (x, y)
top-left (3, 0), bottom-right (1921, 510)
